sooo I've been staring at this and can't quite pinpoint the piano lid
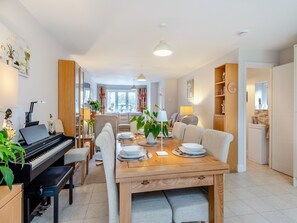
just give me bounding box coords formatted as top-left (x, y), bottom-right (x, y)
top-left (19, 124), bottom-right (50, 145)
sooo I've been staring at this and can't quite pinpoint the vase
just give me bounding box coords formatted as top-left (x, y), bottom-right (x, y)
top-left (146, 132), bottom-right (157, 144)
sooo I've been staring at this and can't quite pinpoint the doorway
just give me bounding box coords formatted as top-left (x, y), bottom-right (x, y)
top-left (245, 68), bottom-right (271, 167)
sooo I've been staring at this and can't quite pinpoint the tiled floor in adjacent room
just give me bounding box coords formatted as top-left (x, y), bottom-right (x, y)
top-left (32, 159), bottom-right (297, 223)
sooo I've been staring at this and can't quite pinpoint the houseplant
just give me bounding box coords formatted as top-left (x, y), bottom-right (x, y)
top-left (88, 100), bottom-right (101, 113)
top-left (0, 129), bottom-right (25, 190)
top-left (130, 110), bottom-right (168, 144)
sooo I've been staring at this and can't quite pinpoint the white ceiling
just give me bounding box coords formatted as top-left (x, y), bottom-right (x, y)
top-left (19, 0), bottom-right (297, 84)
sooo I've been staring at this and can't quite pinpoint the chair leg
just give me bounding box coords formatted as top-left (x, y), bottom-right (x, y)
top-left (53, 190), bottom-right (59, 223)
top-left (81, 160), bottom-right (85, 185)
top-left (86, 155), bottom-right (89, 175)
top-left (69, 174), bottom-right (73, 205)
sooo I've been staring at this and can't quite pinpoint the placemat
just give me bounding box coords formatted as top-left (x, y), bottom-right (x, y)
top-left (172, 149), bottom-right (206, 158)
top-left (117, 152), bottom-right (153, 162)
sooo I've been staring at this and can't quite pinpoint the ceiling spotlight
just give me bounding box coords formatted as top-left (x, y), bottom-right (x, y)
top-left (136, 73), bottom-right (146, 82)
top-left (238, 30), bottom-right (249, 37)
top-left (153, 40), bottom-right (173, 57)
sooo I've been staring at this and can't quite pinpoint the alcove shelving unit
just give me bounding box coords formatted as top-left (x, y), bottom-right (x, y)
top-left (214, 63), bottom-right (238, 172)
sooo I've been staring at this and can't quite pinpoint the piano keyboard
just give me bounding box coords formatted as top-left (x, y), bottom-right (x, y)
top-left (30, 139), bottom-right (73, 169)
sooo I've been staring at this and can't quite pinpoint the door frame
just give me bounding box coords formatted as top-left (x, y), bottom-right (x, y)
top-left (239, 62), bottom-right (274, 172)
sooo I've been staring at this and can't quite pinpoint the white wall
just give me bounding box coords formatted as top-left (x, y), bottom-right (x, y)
top-left (0, 0), bottom-right (70, 139)
top-left (164, 79), bottom-right (178, 116)
top-left (279, 46), bottom-right (294, 65)
top-left (178, 49), bottom-right (239, 128)
top-left (150, 82), bottom-right (159, 112)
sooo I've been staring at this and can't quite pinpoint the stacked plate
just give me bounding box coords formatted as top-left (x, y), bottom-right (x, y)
top-left (118, 132), bottom-right (135, 140)
top-left (158, 132), bottom-right (173, 138)
top-left (179, 143), bottom-right (206, 155)
top-left (119, 145), bottom-right (147, 159)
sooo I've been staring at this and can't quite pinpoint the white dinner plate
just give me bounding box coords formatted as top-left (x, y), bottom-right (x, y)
top-left (119, 149), bottom-right (146, 159)
top-left (181, 143), bottom-right (204, 151)
top-left (118, 132), bottom-right (135, 139)
top-left (179, 146), bottom-right (206, 155)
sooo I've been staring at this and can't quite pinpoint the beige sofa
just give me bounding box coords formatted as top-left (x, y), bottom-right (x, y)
top-left (105, 112), bottom-right (142, 132)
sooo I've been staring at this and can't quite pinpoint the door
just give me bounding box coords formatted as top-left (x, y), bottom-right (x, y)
top-left (271, 63), bottom-right (294, 176)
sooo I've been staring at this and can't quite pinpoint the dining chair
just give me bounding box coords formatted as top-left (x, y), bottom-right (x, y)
top-left (164, 129), bottom-right (233, 223)
top-left (102, 123), bottom-right (115, 146)
top-left (172, 122), bottom-right (187, 141)
top-left (130, 121), bottom-right (138, 134)
top-left (95, 131), bottom-right (172, 223)
top-left (183, 125), bottom-right (204, 144)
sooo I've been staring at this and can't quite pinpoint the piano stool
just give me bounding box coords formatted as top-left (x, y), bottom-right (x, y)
top-left (28, 166), bottom-right (74, 223)
top-left (64, 147), bottom-right (90, 185)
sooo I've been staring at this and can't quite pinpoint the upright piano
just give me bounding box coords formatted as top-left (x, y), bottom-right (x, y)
top-left (9, 124), bottom-right (75, 223)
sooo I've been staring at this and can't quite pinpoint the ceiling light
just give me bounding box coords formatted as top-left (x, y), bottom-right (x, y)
top-left (137, 73), bottom-right (146, 81)
top-left (153, 40), bottom-right (172, 57)
top-left (131, 84), bottom-right (137, 90)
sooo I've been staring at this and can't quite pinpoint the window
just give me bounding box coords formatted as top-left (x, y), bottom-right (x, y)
top-left (106, 90), bottom-right (137, 113)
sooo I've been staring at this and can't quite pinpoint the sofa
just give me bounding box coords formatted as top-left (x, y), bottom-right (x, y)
top-left (168, 112), bottom-right (199, 127)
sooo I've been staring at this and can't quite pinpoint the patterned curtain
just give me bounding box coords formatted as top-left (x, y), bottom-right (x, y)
top-left (98, 86), bottom-right (106, 114)
top-left (137, 88), bottom-right (147, 112)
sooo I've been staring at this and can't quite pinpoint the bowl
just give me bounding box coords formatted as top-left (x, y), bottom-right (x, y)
top-left (122, 145), bottom-right (145, 156)
top-left (120, 132), bottom-right (133, 138)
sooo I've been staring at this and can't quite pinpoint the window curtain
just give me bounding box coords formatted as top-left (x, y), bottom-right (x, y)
top-left (137, 88), bottom-right (147, 112)
top-left (99, 86), bottom-right (106, 114)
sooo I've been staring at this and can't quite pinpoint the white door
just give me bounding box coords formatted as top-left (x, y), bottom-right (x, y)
top-left (271, 63), bottom-right (294, 176)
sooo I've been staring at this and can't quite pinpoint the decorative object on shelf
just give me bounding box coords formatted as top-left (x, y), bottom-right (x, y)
top-left (130, 109), bottom-right (168, 145)
top-left (221, 100), bottom-right (225, 114)
top-left (136, 73), bottom-right (146, 81)
top-left (47, 114), bottom-right (56, 135)
top-left (222, 72), bottom-right (226, 81)
top-left (2, 109), bottom-right (16, 139)
top-left (227, 81), bottom-right (237, 94)
top-left (187, 78), bottom-right (194, 99)
top-left (25, 100), bottom-right (45, 124)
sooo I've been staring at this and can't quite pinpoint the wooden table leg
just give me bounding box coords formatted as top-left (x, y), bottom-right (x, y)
top-left (209, 174), bottom-right (224, 223)
top-left (119, 182), bottom-right (132, 223)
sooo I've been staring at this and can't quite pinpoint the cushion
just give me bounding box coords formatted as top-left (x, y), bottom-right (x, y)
top-left (64, 147), bottom-right (90, 164)
top-left (164, 188), bottom-right (209, 223)
top-left (132, 191), bottom-right (172, 223)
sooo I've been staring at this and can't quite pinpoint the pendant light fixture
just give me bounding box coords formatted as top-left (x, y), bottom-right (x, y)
top-left (153, 23), bottom-right (172, 57)
top-left (136, 73), bottom-right (146, 82)
top-left (153, 40), bottom-right (172, 57)
top-left (131, 79), bottom-right (137, 90)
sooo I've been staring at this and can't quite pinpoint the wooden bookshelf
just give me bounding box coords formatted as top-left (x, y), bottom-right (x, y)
top-left (214, 63), bottom-right (238, 172)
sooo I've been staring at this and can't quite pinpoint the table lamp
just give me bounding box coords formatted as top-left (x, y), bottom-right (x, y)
top-left (156, 110), bottom-right (168, 156)
top-left (0, 62), bottom-right (18, 139)
top-left (180, 105), bottom-right (193, 116)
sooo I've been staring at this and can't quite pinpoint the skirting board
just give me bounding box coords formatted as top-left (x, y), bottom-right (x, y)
top-left (237, 164), bottom-right (246, 173)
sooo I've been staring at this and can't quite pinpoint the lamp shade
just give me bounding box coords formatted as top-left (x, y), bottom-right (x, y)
top-left (0, 62), bottom-right (18, 108)
top-left (137, 73), bottom-right (146, 82)
top-left (153, 40), bottom-right (173, 57)
top-left (157, 110), bottom-right (167, 122)
top-left (180, 106), bottom-right (193, 116)
top-left (81, 107), bottom-right (90, 120)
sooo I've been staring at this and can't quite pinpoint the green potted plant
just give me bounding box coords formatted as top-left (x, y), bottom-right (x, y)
top-left (88, 100), bottom-right (101, 113)
top-left (0, 130), bottom-right (25, 190)
top-left (130, 110), bottom-right (168, 144)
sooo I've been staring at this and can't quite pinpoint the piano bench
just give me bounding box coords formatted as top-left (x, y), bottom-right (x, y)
top-left (64, 147), bottom-right (90, 185)
top-left (28, 166), bottom-right (74, 223)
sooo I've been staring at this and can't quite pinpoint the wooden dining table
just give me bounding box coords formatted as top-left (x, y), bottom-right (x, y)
top-left (115, 135), bottom-right (229, 223)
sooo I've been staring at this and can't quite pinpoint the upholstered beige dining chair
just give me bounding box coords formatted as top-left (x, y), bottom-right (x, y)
top-left (172, 122), bottom-right (187, 141)
top-left (183, 125), bottom-right (205, 144)
top-left (164, 129), bottom-right (233, 223)
top-left (95, 131), bottom-right (172, 223)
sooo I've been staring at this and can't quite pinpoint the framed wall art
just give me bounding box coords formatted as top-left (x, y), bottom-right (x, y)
top-left (187, 78), bottom-right (194, 99)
